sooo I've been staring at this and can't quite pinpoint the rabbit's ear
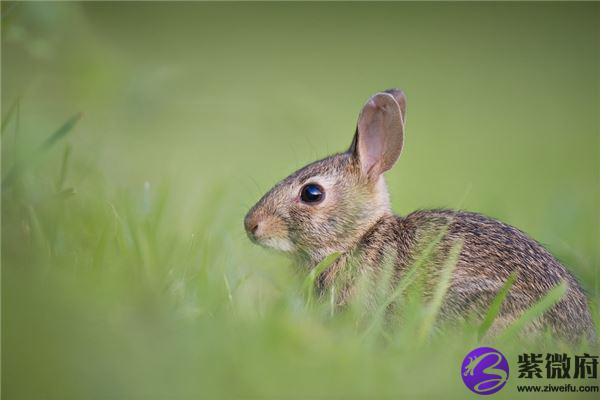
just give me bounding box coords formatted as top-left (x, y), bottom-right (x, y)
top-left (349, 90), bottom-right (405, 179)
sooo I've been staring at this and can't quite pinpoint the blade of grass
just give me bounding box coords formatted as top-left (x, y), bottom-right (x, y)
top-left (361, 251), bottom-right (402, 338)
top-left (303, 252), bottom-right (341, 307)
top-left (498, 280), bottom-right (568, 341)
top-left (223, 274), bottom-right (234, 307)
top-left (478, 270), bottom-right (519, 341)
top-left (39, 112), bottom-right (83, 150)
top-left (362, 259), bottom-right (419, 338)
top-left (1, 96), bottom-right (20, 136)
top-left (362, 223), bottom-right (453, 338)
top-left (92, 223), bottom-right (110, 270)
top-left (417, 239), bottom-right (463, 344)
top-left (329, 284), bottom-right (336, 317)
top-left (56, 187), bottom-right (77, 200)
top-left (2, 112), bottom-right (82, 190)
top-left (27, 205), bottom-right (50, 257)
top-left (55, 145), bottom-right (72, 191)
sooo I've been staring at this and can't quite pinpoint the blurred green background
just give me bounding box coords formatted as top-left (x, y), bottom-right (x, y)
top-left (2, 2), bottom-right (599, 399)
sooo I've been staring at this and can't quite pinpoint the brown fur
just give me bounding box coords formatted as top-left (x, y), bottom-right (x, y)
top-left (244, 90), bottom-right (596, 343)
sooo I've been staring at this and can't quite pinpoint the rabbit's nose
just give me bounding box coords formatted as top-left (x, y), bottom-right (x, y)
top-left (244, 214), bottom-right (260, 239)
top-left (249, 222), bottom-right (259, 235)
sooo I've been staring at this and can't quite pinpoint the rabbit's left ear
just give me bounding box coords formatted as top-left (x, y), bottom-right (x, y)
top-left (349, 90), bottom-right (406, 179)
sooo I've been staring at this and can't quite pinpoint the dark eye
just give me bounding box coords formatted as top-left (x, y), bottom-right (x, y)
top-left (300, 183), bottom-right (324, 204)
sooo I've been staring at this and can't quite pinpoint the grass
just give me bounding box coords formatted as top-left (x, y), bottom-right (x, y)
top-left (478, 271), bottom-right (518, 341)
top-left (2, 111), bottom-right (597, 399)
top-left (2, 2), bottom-right (599, 399)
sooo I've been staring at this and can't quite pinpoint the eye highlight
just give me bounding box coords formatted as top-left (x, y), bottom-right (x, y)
top-left (300, 183), bottom-right (324, 204)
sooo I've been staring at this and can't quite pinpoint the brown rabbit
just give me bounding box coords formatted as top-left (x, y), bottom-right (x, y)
top-left (244, 89), bottom-right (595, 343)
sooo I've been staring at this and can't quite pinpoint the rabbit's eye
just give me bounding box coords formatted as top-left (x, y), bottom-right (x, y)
top-left (300, 184), bottom-right (324, 204)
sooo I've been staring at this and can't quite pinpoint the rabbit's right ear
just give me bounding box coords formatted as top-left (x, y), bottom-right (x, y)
top-left (349, 90), bottom-right (406, 179)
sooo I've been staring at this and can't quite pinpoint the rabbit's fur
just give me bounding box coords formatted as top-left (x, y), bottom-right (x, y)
top-left (245, 89), bottom-right (595, 343)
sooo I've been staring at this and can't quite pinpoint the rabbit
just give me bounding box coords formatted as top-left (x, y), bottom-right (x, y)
top-left (244, 89), bottom-right (596, 343)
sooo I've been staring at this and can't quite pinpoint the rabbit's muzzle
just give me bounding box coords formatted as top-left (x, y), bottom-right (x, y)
top-left (244, 213), bottom-right (260, 242)
top-left (244, 209), bottom-right (295, 252)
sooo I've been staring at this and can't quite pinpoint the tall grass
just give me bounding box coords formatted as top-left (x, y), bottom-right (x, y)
top-left (2, 2), bottom-right (599, 399)
top-left (2, 110), bottom-right (597, 399)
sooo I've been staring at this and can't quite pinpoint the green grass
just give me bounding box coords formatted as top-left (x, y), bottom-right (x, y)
top-left (478, 271), bottom-right (518, 341)
top-left (2, 2), bottom-right (599, 399)
top-left (2, 107), bottom-right (598, 399)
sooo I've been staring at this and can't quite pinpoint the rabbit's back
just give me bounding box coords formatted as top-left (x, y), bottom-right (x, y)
top-left (362, 210), bottom-right (595, 342)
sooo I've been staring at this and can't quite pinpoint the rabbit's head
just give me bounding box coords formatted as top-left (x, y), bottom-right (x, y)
top-left (245, 89), bottom-right (406, 265)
